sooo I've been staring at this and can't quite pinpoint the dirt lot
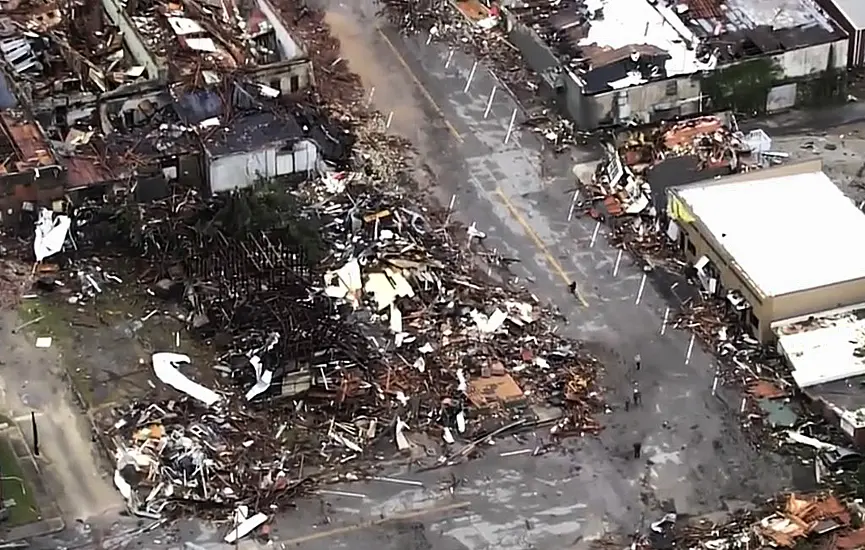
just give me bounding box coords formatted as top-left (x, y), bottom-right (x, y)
top-left (18, 267), bottom-right (213, 409)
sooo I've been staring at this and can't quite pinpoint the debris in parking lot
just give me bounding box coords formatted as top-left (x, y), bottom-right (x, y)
top-left (620, 491), bottom-right (860, 550)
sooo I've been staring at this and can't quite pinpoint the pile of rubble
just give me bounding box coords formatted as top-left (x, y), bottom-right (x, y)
top-left (630, 116), bottom-right (748, 165)
top-left (578, 116), bottom-right (774, 266)
top-left (92, 149), bottom-right (605, 519)
top-left (0, 0), bottom-right (608, 533)
top-left (3, 0), bottom-right (151, 99)
top-left (588, 116), bottom-right (752, 219)
top-left (669, 493), bottom-right (861, 550)
top-left (672, 298), bottom-right (797, 445)
top-left (271, 0), bottom-right (366, 112)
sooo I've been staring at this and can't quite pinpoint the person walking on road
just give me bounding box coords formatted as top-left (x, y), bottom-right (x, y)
top-left (634, 354), bottom-right (641, 371)
top-left (632, 383), bottom-right (642, 407)
top-left (633, 441), bottom-right (642, 459)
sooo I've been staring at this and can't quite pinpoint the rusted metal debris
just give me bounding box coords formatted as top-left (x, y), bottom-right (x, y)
top-left (603, 492), bottom-right (863, 550)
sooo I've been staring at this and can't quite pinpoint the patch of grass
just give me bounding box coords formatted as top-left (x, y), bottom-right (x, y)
top-left (17, 299), bottom-right (93, 407)
top-left (0, 439), bottom-right (39, 527)
top-left (17, 299), bottom-right (71, 342)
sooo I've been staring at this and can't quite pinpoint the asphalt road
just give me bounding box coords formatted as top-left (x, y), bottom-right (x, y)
top-left (31, 5), bottom-right (802, 550)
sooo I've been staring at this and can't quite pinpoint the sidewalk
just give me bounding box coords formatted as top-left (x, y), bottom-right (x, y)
top-left (740, 101), bottom-right (865, 135)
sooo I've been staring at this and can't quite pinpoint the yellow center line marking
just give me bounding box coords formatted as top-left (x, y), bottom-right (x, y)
top-left (495, 187), bottom-right (590, 307)
top-left (280, 501), bottom-right (471, 545)
top-left (376, 27), bottom-right (465, 144)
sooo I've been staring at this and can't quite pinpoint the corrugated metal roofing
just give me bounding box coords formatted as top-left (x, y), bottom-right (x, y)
top-left (682, 0), bottom-right (723, 20)
top-left (834, 0), bottom-right (865, 29)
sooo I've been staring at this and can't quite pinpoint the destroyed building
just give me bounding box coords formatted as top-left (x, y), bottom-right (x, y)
top-left (666, 159), bottom-right (865, 343)
top-left (815, 0), bottom-right (865, 66)
top-left (604, 115), bottom-right (756, 216)
top-left (0, 0), bottom-right (321, 221)
top-left (112, 0), bottom-right (314, 92)
top-left (96, 78), bottom-right (338, 197)
top-left (32, 0), bottom-right (316, 127)
top-left (774, 304), bottom-right (865, 448)
top-left (0, 66), bottom-right (113, 224)
top-left (0, 0), bottom-right (161, 113)
top-left (0, 105), bottom-right (65, 223)
top-left (13, 0), bottom-right (315, 124)
top-left (506, 0), bottom-right (848, 129)
top-left (174, 84), bottom-right (324, 192)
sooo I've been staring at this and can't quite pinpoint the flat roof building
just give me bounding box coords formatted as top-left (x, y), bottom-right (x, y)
top-left (667, 159), bottom-right (865, 342)
top-left (774, 304), bottom-right (865, 448)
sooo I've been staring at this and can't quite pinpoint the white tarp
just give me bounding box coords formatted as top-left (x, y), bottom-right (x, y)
top-left (34, 208), bottom-right (71, 262)
top-left (152, 353), bottom-right (220, 406)
top-left (786, 429), bottom-right (836, 451)
top-left (243, 333), bottom-right (279, 401)
top-left (245, 365), bottom-right (272, 401)
top-left (470, 308), bottom-right (507, 333)
top-left (113, 468), bottom-right (132, 501)
top-left (224, 512), bottom-right (268, 543)
top-left (364, 269), bottom-right (414, 310)
top-left (324, 259), bottom-right (362, 303)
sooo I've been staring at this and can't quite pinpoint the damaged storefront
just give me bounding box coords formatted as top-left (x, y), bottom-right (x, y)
top-left (667, 159), bottom-right (865, 343)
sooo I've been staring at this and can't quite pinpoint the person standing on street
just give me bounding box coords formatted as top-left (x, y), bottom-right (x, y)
top-left (634, 354), bottom-right (641, 371)
top-left (633, 441), bottom-right (642, 459)
top-left (633, 383), bottom-right (642, 407)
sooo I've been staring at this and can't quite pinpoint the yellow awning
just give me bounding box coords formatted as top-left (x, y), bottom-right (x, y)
top-left (668, 195), bottom-right (695, 223)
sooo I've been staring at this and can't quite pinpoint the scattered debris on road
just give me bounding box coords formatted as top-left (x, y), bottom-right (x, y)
top-left (599, 492), bottom-right (865, 550)
top-left (374, 0), bottom-right (588, 148)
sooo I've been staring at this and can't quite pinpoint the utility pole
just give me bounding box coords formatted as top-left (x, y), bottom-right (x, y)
top-left (31, 412), bottom-right (39, 457)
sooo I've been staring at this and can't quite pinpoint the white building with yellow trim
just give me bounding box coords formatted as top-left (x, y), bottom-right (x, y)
top-left (666, 159), bottom-right (865, 343)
